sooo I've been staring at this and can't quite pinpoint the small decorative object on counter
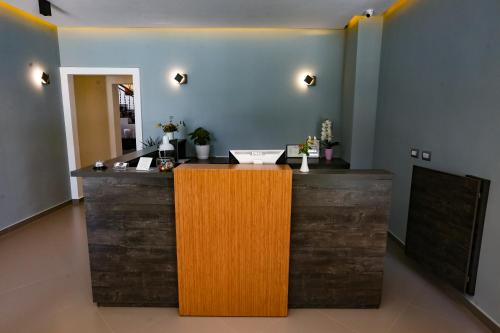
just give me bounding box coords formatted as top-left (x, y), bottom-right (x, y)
top-left (93, 160), bottom-right (107, 171)
top-left (135, 157), bottom-right (153, 171)
top-left (157, 157), bottom-right (175, 172)
top-left (113, 162), bottom-right (128, 171)
top-left (286, 144), bottom-right (302, 158)
top-left (298, 137), bottom-right (314, 173)
top-left (308, 136), bottom-right (320, 158)
top-left (320, 119), bottom-right (339, 161)
top-left (189, 127), bottom-right (211, 160)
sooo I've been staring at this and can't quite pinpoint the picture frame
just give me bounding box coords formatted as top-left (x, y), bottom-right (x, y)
top-left (286, 144), bottom-right (301, 158)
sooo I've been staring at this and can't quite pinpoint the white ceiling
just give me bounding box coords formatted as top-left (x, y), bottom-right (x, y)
top-left (6, 0), bottom-right (395, 29)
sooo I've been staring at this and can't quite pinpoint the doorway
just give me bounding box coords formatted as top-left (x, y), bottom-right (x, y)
top-left (72, 75), bottom-right (137, 164)
top-left (60, 68), bottom-right (143, 199)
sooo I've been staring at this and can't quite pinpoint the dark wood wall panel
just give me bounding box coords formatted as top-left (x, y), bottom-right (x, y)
top-left (289, 172), bottom-right (392, 308)
top-left (83, 177), bottom-right (178, 306)
top-left (405, 166), bottom-right (489, 294)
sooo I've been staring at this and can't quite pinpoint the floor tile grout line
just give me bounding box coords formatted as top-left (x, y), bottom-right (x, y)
top-left (139, 312), bottom-right (177, 332)
top-left (95, 308), bottom-right (117, 333)
top-left (258, 316), bottom-right (285, 333)
top-left (386, 301), bottom-right (412, 333)
top-left (221, 317), bottom-right (277, 333)
top-left (140, 313), bottom-right (171, 332)
top-left (316, 308), bottom-right (362, 333)
top-left (256, 318), bottom-right (283, 333)
top-left (0, 269), bottom-right (77, 298)
top-left (217, 317), bottom-right (241, 333)
top-left (408, 301), bottom-right (490, 331)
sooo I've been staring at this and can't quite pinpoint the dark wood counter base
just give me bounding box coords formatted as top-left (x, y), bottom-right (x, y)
top-left (77, 152), bottom-right (391, 309)
top-left (84, 177), bottom-right (178, 307)
top-left (289, 172), bottom-right (392, 308)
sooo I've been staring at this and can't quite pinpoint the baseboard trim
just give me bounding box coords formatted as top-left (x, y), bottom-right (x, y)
top-left (387, 230), bottom-right (499, 332)
top-left (387, 230), bottom-right (405, 249)
top-left (0, 200), bottom-right (73, 237)
top-left (464, 299), bottom-right (500, 333)
top-left (72, 197), bottom-right (84, 205)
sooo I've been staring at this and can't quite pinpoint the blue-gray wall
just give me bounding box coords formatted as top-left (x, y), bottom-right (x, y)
top-left (0, 8), bottom-right (70, 231)
top-left (340, 22), bottom-right (358, 164)
top-left (341, 17), bottom-right (383, 168)
top-left (374, 0), bottom-right (500, 324)
top-left (57, 29), bottom-right (345, 155)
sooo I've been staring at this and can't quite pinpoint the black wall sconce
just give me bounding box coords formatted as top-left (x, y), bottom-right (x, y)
top-left (41, 72), bottom-right (50, 85)
top-left (174, 73), bottom-right (188, 85)
top-left (304, 74), bottom-right (316, 86)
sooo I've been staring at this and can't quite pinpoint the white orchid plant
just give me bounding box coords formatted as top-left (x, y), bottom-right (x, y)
top-left (320, 119), bottom-right (339, 149)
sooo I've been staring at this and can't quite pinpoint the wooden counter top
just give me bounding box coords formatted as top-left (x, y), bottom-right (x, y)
top-left (71, 148), bottom-right (349, 178)
top-left (71, 147), bottom-right (172, 178)
top-left (175, 163), bottom-right (291, 171)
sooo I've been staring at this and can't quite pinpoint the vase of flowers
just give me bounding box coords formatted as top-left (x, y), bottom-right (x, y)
top-left (298, 136), bottom-right (314, 173)
top-left (320, 119), bottom-right (339, 161)
top-left (157, 116), bottom-right (180, 143)
top-left (164, 133), bottom-right (174, 144)
top-left (189, 127), bottom-right (211, 159)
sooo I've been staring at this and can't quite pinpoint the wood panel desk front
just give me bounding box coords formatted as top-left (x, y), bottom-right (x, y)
top-left (174, 164), bottom-right (292, 316)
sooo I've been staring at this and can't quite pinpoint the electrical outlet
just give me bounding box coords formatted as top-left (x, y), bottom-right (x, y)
top-left (410, 148), bottom-right (419, 159)
top-left (422, 151), bottom-right (432, 161)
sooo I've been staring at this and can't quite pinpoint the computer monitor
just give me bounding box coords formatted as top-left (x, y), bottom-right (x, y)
top-left (229, 150), bottom-right (286, 164)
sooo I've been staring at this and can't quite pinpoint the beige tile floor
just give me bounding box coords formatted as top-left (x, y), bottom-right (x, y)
top-left (0, 203), bottom-right (492, 333)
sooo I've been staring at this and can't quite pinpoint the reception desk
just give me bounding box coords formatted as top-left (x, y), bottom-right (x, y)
top-left (72, 148), bottom-right (392, 313)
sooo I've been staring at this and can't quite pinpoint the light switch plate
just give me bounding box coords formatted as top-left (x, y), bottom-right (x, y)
top-left (410, 148), bottom-right (419, 159)
top-left (422, 151), bottom-right (432, 161)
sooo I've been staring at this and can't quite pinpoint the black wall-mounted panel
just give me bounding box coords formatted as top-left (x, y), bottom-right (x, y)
top-left (464, 175), bottom-right (490, 295)
top-left (405, 166), bottom-right (489, 295)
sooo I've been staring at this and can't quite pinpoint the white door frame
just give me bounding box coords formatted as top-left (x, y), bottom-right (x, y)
top-left (60, 67), bottom-right (143, 199)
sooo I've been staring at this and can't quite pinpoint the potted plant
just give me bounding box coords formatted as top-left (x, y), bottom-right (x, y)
top-left (141, 136), bottom-right (162, 149)
top-left (298, 136), bottom-right (314, 173)
top-left (189, 127), bottom-right (211, 159)
top-left (320, 119), bottom-right (339, 161)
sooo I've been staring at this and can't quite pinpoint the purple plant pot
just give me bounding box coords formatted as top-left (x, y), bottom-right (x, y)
top-left (324, 148), bottom-right (334, 161)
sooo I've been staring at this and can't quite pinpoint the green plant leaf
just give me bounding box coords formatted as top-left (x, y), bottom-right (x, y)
top-left (188, 127), bottom-right (211, 145)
